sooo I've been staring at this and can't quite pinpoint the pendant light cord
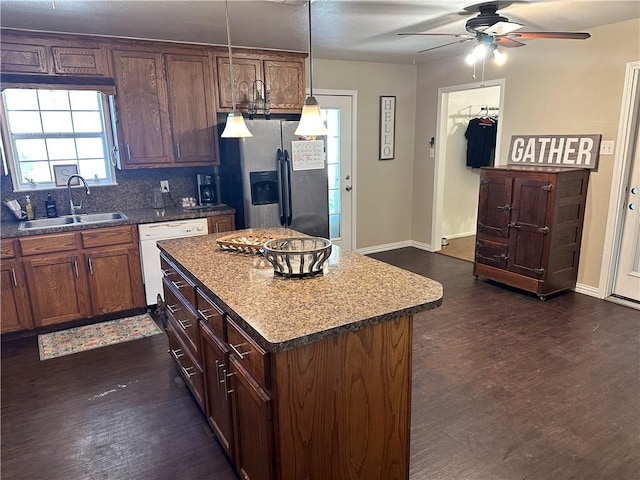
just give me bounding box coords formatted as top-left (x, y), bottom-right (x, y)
top-left (307, 0), bottom-right (313, 97)
top-left (225, 0), bottom-right (237, 111)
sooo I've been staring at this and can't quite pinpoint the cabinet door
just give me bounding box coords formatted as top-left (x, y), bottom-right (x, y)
top-left (85, 247), bottom-right (145, 315)
top-left (111, 50), bottom-right (173, 167)
top-left (263, 59), bottom-right (305, 112)
top-left (165, 54), bottom-right (218, 164)
top-left (1, 260), bottom-right (33, 333)
top-left (507, 177), bottom-right (552, 278)
top-left (23, 254), bottom-right (91, 326)
top-left (201, 325), bottom-right (234, 461)
top-left (477, 170), bottom-right (513, 239)
top-left (216, 57), bottom-right (262, 111)
top-left (208, 214), bottom-right (235, 234)
top-left (230, 357), bottom-right (273, 480)
top-left (0, 42), bottom-right (49, 73)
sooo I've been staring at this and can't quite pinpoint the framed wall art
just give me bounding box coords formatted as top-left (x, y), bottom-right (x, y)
top-left (53, 164), bottom-right (79, 187)
top-left (379, 95), bottom-right (396, 160)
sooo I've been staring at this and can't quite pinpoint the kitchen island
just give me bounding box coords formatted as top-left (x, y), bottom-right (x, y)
top-left (158, 228), bottom-right (443, 480)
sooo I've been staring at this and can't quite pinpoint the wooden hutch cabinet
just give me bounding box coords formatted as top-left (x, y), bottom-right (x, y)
top-left (473, 166), bottom-right (590, 300)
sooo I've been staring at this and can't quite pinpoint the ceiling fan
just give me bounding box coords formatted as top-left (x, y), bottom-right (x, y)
top-left (399, 1), bottom-right (591, 55)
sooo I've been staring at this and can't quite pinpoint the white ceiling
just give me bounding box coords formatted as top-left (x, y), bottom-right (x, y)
top-left (1, 1), bottom-right (639, 64)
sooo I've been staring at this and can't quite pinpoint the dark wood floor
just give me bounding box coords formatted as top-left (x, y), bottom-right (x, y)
top-left (2, 248), bottom-right (638, 479)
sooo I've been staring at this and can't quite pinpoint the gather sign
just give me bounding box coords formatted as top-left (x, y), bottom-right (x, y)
top-left (507, 134), bottom-right (601, 169)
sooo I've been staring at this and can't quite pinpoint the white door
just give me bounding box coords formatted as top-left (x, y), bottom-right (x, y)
top-left (318, 93), bottom-right (354, 250)
top-left (613, 121), bottom-right (640, 301)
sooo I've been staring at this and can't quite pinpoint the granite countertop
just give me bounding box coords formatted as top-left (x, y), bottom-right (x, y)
top-left (158, 228), bottom-right (444, 352)
top-left (0, 205), bottom-right (235, 238)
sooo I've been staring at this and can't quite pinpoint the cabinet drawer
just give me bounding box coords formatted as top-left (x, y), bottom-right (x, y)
top-left (19, 232), bottom-right (77, 256)
top-left (165, 282), bottom-right (200, 363)
top-left (161, 255), bottom-right (197, 307)
top-left (227, 318), bottom-right (270, 390)
top-left (475, 239), bottom-right (508, 268)
top-left (196, 289), bottom-right (225, 340)
top-left (167, 324), bottom-right (205, 409)
top-left (81, 225), bottom-right (134, 248)
top-left (1, 239), bottom-right (16, 259)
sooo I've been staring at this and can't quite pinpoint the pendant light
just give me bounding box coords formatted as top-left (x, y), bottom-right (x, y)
top-left (221, 0), bottom-right (252, 138)
top-left (294, 0), bottom-right (328, 136)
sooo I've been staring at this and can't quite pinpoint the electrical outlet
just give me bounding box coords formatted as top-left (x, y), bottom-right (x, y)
top-left (160, 180), bottom-right (170, 192)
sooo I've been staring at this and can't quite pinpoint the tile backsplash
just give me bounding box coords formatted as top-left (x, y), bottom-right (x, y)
top-left (1, 166), bottom-right (217, 222)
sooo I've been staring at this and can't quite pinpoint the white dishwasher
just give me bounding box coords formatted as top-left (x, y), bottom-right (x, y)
top-left (138, 218), bottom-right (208, 305)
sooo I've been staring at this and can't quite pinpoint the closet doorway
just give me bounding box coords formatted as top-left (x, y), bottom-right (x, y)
top-left (432, 80), bottom-right (505, 262)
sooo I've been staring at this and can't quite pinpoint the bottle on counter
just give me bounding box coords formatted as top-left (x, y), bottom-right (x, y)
top-left (45, 193), bottom-right (58, 218)
top-left (25, 195), bottom-right (34, 220)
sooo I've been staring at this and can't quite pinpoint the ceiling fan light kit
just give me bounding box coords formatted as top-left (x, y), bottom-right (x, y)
top-left (400, 1), bottom-right (590, 70)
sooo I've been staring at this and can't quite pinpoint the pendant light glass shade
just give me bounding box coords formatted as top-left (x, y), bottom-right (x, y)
top-left (221, 112), bottom-right (252, 138)
top-left (294, 96), bottom-right (327, 136)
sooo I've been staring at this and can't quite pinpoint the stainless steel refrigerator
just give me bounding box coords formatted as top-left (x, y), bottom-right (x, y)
top-left (218, 119), bottom-right (329, 238)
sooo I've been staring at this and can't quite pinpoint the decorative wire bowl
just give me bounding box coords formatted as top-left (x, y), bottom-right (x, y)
top-left (262, 237), bottom-right (332, 278)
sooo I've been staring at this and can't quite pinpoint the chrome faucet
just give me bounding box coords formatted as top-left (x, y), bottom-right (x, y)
top-left (67, 174), bottom-right (91, 215)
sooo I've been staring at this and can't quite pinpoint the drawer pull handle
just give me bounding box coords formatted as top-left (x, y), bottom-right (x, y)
top-left (230, 342), bottom-right (250, 359)
top-left (197, 308), bottom-right (219, 320)
top-left (224, 370), bottom-right (235, 394)
top-left (161, 269), bottom-right (172, 277)
top-left (215, 360), bottom-right (226, 390)
top-left (172, 280), bottom-right (187, 289)
top-left (88, 258), bottom-right (93, 275)
top-left (182, 366), bottom-right (196, 378)
top-left (166, 304), bottom-right (181, 314)
top-left (170, 348), bottom-right (184, 359)
top-left (177, 318), bottom-right (192, 330)
top-left (10, 268), bottom-right (17, 287)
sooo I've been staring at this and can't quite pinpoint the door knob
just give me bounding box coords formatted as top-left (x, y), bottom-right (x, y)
top-left (345, 185), bottom-right (352, 191)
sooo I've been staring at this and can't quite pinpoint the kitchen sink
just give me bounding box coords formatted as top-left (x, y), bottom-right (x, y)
top-left (18, 212), bottom-right (128, 231)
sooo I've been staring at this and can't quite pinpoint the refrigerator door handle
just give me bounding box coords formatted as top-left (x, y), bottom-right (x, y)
top-left (277, 149), bottom-right (286, 226)
top-left (284, 149), bottom-right (293, 227)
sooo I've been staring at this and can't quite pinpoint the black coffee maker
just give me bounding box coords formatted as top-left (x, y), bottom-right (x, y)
top-left (197, 174), bottom-right (218, 206)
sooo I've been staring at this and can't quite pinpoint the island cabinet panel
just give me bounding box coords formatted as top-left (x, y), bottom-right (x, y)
top-left (164, 282), bottom-right (201, 362)
top-left (230, 356), bottom-right (274, 480)
top-left (272, 316), bottom-right (413, 480)
top-left (167, 323), bottom-right (205, 409)
top-left (201, 323), bottom-right (234, 461)
top-left (474, 166), bottom-right (589, 299)
top-left (111, 50), bottom-right (174, 168)
top-left (165, 53), bottom-right (218, 165)
top-left (208, 214), bottom-right (235, 235)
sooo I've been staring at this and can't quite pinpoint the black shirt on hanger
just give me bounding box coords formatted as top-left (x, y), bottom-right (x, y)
top-left (464, 117), bottom-right (497, 168)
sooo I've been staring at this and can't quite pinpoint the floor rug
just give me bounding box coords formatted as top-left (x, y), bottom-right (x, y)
top-left (38, 313), bottom-right (163, 361)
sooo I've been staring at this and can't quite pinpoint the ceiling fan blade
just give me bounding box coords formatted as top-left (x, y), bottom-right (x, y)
top-left (484, 21), bottom-right (523, 36)
top-left (398, 33), bottom-right (470, 37)
top-left (511, 32), bottom-right (591, 40)
top-left (495, 36), bottom-right (526, 48)
top-left (417, 38), bottom-right (473, 54)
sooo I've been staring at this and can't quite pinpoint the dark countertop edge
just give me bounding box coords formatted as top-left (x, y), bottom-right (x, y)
top-left (159, 245), bottom-right (444, 353)
top-left (0, 205), bottom-right (235, 239)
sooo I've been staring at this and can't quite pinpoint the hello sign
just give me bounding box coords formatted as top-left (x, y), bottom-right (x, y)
top-left (507, 134), bottom-right (601, 169)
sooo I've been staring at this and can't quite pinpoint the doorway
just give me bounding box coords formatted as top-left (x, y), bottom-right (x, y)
top-left (601, 61), bottom-right (640, 308)
top-left (432, 80), bottom-right (505, 262)
top-left (316, 91), bottom-right (356, 251)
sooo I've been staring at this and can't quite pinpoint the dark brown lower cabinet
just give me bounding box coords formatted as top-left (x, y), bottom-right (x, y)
top-left (474, 166), bottom-right (590, 299)
top-left (201, 324), bottom-right (234, 461)
top-left (230, 356), bottom-right (274, 480)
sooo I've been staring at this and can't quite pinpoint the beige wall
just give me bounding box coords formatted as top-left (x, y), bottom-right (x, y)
top-left (412, 18), bottom-right (640, 288)
top-left (313, 59), bottom-right (417, 249)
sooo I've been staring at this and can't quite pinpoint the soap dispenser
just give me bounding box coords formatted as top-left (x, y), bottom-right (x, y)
top-left (25, 195), bottom-right (34, 220)
top-left (45, 193), bottom-right (58, 218)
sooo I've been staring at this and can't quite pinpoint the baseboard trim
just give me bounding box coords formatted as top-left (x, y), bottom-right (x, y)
top-left (409, 240), bottom-right (435, 252)
top-left (355, 240), bottom-right (413, 255)
top-left (442, 231), bottom-right (476, 240)
top-left (573, 283), bottom-right (602, 299)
